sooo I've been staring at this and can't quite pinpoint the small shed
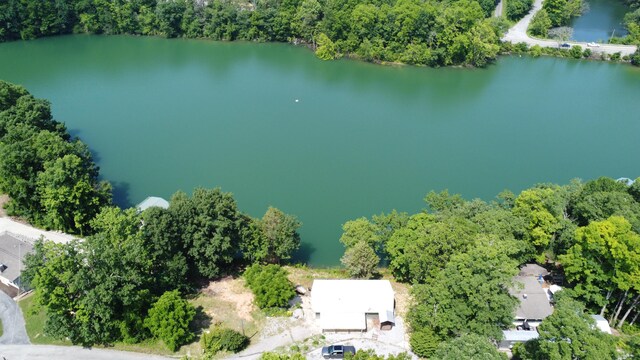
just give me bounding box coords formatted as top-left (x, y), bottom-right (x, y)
top-left (311, 280), bottom-right (395, 332)
top-left (591, 315), bottom-right (612, 334)
top-left (136, 196), bottom-right (170, 212)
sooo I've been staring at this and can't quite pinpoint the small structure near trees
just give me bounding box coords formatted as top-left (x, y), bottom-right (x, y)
top-left (311, 279), bottom-right (395, 332)
top-left (136, 196), bottom-right (169, 212)
top-left (0, 232), bottom-right (33, 297)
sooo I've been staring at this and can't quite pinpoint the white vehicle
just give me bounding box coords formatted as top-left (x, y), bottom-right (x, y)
top-left (587, 42), bottom-right (600, 47)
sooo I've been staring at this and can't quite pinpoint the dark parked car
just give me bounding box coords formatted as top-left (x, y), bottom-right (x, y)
top-left (322, 344), bottom-right (356, 358)
top-left (560, 43), bottom-right (571, 48)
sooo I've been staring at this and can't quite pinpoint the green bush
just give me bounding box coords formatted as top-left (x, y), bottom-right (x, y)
top-left (569, 45), bottom-right (583, 59)
top-left (582, 48), bottom-right (592, 58)
top-left (631, 48), bottom-right (640, 66)
top-left (144, 290), bottom-right (196, 352)
top-left (410, 329), bottom-right (440, 358)
top-left (530, 45), bottom-right (543, 57)
top-left (201, 326), bottom-right (249, 354)
top-left (244, 264), bottom-right (295, 309)
top-left (610, 52), bottom-right (622, 61)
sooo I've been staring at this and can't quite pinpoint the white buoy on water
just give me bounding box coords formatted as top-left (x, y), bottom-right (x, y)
top-left (295, 99), bottom-right (299, 103)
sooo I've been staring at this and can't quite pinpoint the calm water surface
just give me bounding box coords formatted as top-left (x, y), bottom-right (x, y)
top-left (1, 35), bottom-right (639, 265)
top-left (571, 0), bottom-right (629, 42)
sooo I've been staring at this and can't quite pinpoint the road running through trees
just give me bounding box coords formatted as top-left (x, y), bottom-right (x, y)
top-left (501, 0), bottom-right (637, 56)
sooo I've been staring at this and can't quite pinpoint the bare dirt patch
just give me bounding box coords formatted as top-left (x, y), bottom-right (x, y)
top-left (389, 280), bottom-right (411, 319)
top-left (201, 276), bottom-right (256, 323)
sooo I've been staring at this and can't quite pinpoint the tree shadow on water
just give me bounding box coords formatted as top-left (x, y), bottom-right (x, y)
top-left (292, 241), bottom-right (316, 265)
top-left (111, 181), bottom-right (133, 209)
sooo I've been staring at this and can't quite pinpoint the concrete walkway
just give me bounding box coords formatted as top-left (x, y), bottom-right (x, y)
top-left (0, 218), bottom-right (76, 244)
top-left (501, 0), bottom-right (637, 56)
top-left (494, 0), bottom-right (503, 17)
top-left (0, 345), bottom-right (172, 360)
top-left (0, 291), bottom-right (29, 345)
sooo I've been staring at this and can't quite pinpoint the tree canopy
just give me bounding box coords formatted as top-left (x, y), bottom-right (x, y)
top-left (0, 81), bottom-right (111, 234)
top-left (513, 295), bottom-right (618, 360)
top-left (0, 0), bottom-right (507, 67)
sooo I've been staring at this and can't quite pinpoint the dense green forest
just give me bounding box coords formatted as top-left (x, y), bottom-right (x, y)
top-left (338, 178), bottom-right (640, 358)
top-left (0, 81), bottom-right (111, 234)
top-left (0, 0), bottom-right (508, 67)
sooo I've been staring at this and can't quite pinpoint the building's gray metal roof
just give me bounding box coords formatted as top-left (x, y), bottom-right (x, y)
top-left (0, 232), bottom-right (33, 283)
top-left (136, 196), bottom-right (170, 211)
top-left (503, 330), bottom-right (540, 342)
top-left (519, 263), bottom-right (549, 277)
top-left (511, 276), bottom-right (554, 321)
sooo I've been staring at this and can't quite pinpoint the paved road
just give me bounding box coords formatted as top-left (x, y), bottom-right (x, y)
top-left (0, 292), bottom-right (29, 345)
top-left (501, 0), bottom-right (637, 56)
top-left (494, 0), bottom-right (503, 17)
top-left (0, 345), bottom-right (173, 360)
top-left (0, 218), bottom-right (76, 244)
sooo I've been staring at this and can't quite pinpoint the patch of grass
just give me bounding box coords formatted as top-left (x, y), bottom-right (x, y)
top-left (18, 293), bottom-right (70, 346)
top-left (285, 265), bottom-right (349, 289)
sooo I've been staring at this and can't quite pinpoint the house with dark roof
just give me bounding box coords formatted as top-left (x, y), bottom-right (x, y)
top-left (510, 264), bottom-right (554, 329)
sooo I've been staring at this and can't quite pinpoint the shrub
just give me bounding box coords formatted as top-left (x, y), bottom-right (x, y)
top-left (610, 52), bottom-right (621, 61)
top-left (632, 49), bottom-right (640, 66)
top-left (410, 329), bottom-right (440, 358)
top-left (569, 45), bottom-right (583, 59)
top-left (530, 45), bottom-right (543, 57)
top-left (341, 241), bottom-right (379, 278)
top-left (201, 326), bottom-right (249, 354)
top-left (144, 290), bottom-right (196, 351)
top-left (244, 264), bottom-right (296, 309)
top-left (582, 48), bottom-right (592, 58)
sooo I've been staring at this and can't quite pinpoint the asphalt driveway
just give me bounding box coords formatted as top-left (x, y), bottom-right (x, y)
top-left (0, 291), bottom-right (29, 345)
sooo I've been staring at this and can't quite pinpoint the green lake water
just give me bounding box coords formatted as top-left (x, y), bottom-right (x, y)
top-left (1, 35), bottom-right (639, 265)
top-left (571, 0), bottom-right (629, 42)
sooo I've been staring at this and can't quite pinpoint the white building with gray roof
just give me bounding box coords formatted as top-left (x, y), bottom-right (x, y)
top-left (0, 232), bottom-right (33, 297)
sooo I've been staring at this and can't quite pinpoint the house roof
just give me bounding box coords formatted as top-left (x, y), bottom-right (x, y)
top-left (311, 280), bottom-right (395, 329)
top-left (519, 263), bottom-right (549, 277)
top-left (0, 232), bottom-right (33, 283)
top-left (503, 330), bottom-right (540, 342)
top-left (511, 276), bottom-right (554, 321)
top-left (136, 196), bottom-right (169, 211)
